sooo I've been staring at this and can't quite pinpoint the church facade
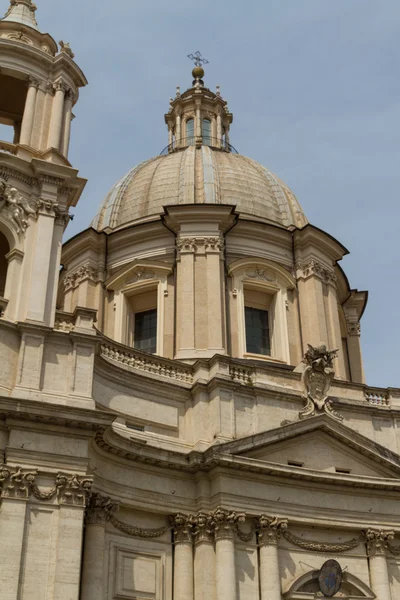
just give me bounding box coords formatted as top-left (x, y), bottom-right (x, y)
top-left (0, 2), bottom-right (399, 599)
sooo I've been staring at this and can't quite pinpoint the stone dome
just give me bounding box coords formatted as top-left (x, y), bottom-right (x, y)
top-left (91, 146), bottom-right (307, 231)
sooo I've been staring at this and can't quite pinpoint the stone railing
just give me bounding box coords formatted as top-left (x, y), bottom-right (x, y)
top-left (364, 389), bottom-right (390, 406)
top-left (229, 365), bottom-right (254, 385)
top-left (100, 342), bottom-right (194, 384)
top-left (0, 140), bottom-right (17, 155)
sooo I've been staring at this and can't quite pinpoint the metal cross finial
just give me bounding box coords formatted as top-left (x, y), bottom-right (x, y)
top-left (187, 51), bottom-right (209, 68)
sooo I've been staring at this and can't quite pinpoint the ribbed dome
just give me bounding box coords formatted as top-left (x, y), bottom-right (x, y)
top-left (91, 146), bottom-right (307, 231)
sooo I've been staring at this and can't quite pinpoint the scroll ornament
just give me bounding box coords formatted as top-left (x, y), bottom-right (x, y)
top-left (300, 344), bottom-right (342, 421)
top-left (0, 177), bottom-right (36, 233)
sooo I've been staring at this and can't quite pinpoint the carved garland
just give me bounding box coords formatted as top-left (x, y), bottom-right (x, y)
top-left (282, 530), bottom-right (361, 553)
top-left (110, 515), bottom-right (170, 539)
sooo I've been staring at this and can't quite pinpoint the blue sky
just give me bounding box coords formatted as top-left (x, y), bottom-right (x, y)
top-left (4, 0), bottom-right (400, 387)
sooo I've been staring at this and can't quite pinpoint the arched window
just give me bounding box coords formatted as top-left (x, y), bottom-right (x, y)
top-left (186, 119), bottom-right (194, 145)
top-left (0, 231), bottom-right (10, 299)
top-left (202, 119), bottom-right (211, 146)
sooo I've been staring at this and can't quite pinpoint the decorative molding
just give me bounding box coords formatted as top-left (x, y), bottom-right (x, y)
top-left (300, 344), bottom-right (342, 422)
top-left (364, 529), bottom-right (394, 557)
top-left (36, 198), bottom-right (59, 216)
top-left (245, 266), bottom-right (275, 282)
top-left (85, 492), bottom-right (120, 524)
top-left (256, 515), bottom-right (288, 546)
top-left (0, 167), bottom-right (37, 187)
top-left (110, 514), bottom-right (170, 539)
top-left (283, 530), bottom-right (360, 553)
top-left (177, 236), bottom-right (224, 255)
top-left (125, 270), bottom-right (155, 285)
top-left (0, 178), bottom-right (36, 233)
top-left (296, 260), bottom-right (337, 286)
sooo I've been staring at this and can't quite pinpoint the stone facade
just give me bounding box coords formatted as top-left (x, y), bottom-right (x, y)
top-left (0, 4), bottom-right (399, 600)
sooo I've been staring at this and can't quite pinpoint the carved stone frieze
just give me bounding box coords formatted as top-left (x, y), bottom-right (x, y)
top-left (300, 344), bottom-right (342, 421)
top-left (0, 178), bottom-right (36, 233)
top-left (296, 259), bottom-right (337, 286)
top-left (36, 198), bottom-right (59, 215)
top-left (63, 265), bottom-right (100, 292)
top-left (0, 465), bottom-right (36, 498)
top-left (364, 529), bottom-right (394, 557)
top-left (256, 515), bottom-right (288, 546)
top-left (86, 492), bottom-right (120, 524)
top-left (125, 270), bottom-right (155, 285)
top-left (245, 266), bottom-right (275, 282)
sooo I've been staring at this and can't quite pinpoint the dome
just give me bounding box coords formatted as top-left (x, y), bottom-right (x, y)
top-left (91, 146), bottom-right (307, 231)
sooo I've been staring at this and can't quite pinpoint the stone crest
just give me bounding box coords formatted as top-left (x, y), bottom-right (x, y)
top-left (318, 559), bottom-right (342, 597)
top-left (300, 344), bottom-right (342, 421)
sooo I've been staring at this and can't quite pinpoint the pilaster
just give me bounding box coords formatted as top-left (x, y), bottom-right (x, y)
top-left (256, 515), bottom-right (288, 600)
top-left (364, 529), bottom-right (393, 600)
top-left (193, 512), bottom-right (216, 600)
top-left (171, 513), bottom-right (195, 600)
top-left (213, 508), bottom-right (243, 600)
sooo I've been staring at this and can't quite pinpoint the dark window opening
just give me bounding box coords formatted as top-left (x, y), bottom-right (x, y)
top-left (134, 309), bottom-right (157, 354)
top-left (0, 232), bottom-right (10, 298)
top-left (126, 423), bottom-right (145, 432)
top-left (245, 306), bottom-right (271, 355)
top-left (186, 119), bottom-right (195, 145)
top-left (335, 467), bottom-right (351, 474)
top-left (202, 118), bottom-right (211, 146)
top-left (288, 460), bottom-right (304, 468)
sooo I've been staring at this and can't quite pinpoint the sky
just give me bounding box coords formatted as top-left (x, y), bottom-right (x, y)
top-left (3, 0), bottom-right (400, 387)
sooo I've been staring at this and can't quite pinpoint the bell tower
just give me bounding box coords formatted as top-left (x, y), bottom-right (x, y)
top-left (0, 0), bottom-right (87, 326)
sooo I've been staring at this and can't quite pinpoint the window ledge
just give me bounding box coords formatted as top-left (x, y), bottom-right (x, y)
top-left (243, 352), bottom-right (287, 365)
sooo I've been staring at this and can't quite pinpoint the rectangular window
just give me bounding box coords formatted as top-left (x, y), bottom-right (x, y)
top-left (245, 306), bottom-right (271, 355)
top-left (134, 308), bottom-right (157, 353)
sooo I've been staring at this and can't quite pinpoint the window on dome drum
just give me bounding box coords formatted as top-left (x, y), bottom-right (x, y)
top-left (244, 288), bottom-right (272, 356)
top-left (0, 232), bottom-right (10, 298)
top-left (134, 309), bottom-right (157, 353)
top-left (186, 119), bottom-right (194, 145)
top-left (202, 118), bottom-right (211, 146)
top-left (127, 289), bottom-right (158, 354)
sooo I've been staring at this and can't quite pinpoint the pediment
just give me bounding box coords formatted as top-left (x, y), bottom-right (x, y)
top-left (213, 414), bottom-right (400, 479)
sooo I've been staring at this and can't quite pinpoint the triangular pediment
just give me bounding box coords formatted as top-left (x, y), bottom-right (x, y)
top-left (211, 414), bottom-right (400, 479)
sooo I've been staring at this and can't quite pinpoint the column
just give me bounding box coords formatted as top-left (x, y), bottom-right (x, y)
top-left (53, 476), bottom-right (93, 600)
top-left (20, 77), bottom-right (39, 146)
top-left (296, 260), bottom-right (329, 349)
top-left (365, 529), bottom-right (393, 600)
top-left (0, 466), bottom-right (35, 600)
top-left (48, 80), bottom-right (66, 150)
top-left (325, 279), bottom-right (347, 379)
top-left (61, 89), bottom-right (74, 156)
top-left (176, 237), bottom-right (196, 358)
top-left (256, 516), bottom-right (288, 600)
top-left (346, 317), bottom-right (365, 383)
top-left (216, 111), bottom-right (222, 147)
top-left (168, 124), bottom-right (173, 147)
top-left (213, 509), bottom-right (242, 600)
top-left (172, 514), bottom-right (194, 600)
top-left (176, 111), bottom-right (181, 145)
top-left (81, 493), bottom-right (120, 600)
top-left (195, 100), bottom-right (201, 140)
top-left (193, 512), bottom-right (216, 600)
top-left (205, 237), bottom-right (226, 353)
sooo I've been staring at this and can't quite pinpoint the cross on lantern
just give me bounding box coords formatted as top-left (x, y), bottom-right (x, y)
top-left (187, 51), bottom-right (209, 68)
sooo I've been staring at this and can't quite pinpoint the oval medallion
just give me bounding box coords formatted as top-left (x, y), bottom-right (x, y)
top-left (318, 559), bottom-right (342, 597)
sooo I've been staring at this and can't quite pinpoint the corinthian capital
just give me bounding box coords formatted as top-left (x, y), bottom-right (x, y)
top-left (212, 508), bottom-right (245, 540)
top-left (192, 511), bottom-right (215, 544)
top-left (256, 515), bottom-right (288, 546)
top-left (170, 513), bottom-right (195, 544)
top-left (85, 492), bottom-right (120, 525)
top-left (364, 529), bottom-right (394, 556)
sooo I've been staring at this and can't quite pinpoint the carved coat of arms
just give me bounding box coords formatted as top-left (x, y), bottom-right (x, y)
top-left (300, 344), bottom-right (342, 421)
